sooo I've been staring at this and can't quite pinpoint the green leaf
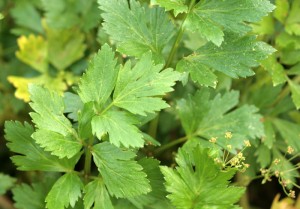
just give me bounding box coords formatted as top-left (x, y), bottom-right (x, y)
top-left (255, 144), bottom-right (271, 168)
top-left (10, 0), bottom-right (43, 34)
top-left (273, 119), bottom-right (300, 151)
top-left (285, 0), bottom-right (300, 35)
top-left (273, 0), bottom-right (289, 23)
top-left (128, 158), bottom-right (168, 208)
top-left (46, 173), bottom-right (83, 209)
top-left (92, 110), bottom-right (144, 148)
top-left (92, 142), bottom-right (151, 198)
top-left (64, 92), bottom-right (83, 121)
top-left (151, 0), bottom-right (188, 16)
top-left (263, 120), bottom-right (276, 149)
top-left (42, 0), bottom-right (100, 31)
top-left (177, 34), bottom-right (275, 87)
top-left (83, 179), bottom-right (113, 209)
top-left (261, 54), bottom-right (287, 86)
top-left (5, 121), bottom-right (77, 171)
top-left (78, 44), bottom-right (119, 105)
top-left (29, 84), bottom-right (82, 159)
top-left (0, 173), bottom-right (16, 195)
top-left (98, 0), bottom-right (175, 62)
top-left (13, 177), bottom-right (57, 209)
top-left (16, 35), bottom-right (48, 73)
top-left (276, 31), bottom-right (300, 50)
top-left (177, 89), bottom-right (264, 149)
top-left (288, 79), bottom-right (300, 109)
top-left (78, 102), bottom-right (95, 139)
top-left (47, 27), bottom-right (86, 70)
top-left (185, 0), bottom-right (274, 46)
top-left (161, 146), bottom-right (245, 209)
top-left (113, 52), bottom-right (180, 116)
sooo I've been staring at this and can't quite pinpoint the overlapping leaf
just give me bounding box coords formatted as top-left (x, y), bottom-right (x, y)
top-left (12, 177), bottom-right (56, 209)
top-left (185, 0), bottom-right (275, 46)
top-left (177, 89), bottom-right (264, 149)
top-left (92, 110), bottom-right (144, 148)
top-left (5, 121), bottom-right (77, 171)
top-left (177, 34), bottom-right (275, 87)
top-left (78, 45), bottom-right (180, 147)
top-left (98, 0), bottom-right (175, 62)
top-left (46, 173), bottom-right (83, 209)
top-left (92, 142), bottom-right (151, 198)
top-left (151, 0), bottom-right (188, 16)
top-left (29, 84), bottom-right (82, 159)
top-left (83, 179), bottom-right (113, 209)
top-left (161, 146), bottom-right (245, 209)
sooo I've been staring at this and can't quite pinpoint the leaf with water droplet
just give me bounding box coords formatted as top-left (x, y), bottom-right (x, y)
top-left (177, 33), bottom-right (275, 87)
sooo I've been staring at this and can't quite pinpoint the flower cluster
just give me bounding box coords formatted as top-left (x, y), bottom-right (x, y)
top-left (210, 132), bottom-right (251, 172)
top-left (259, 146), bottom-right (299, 198)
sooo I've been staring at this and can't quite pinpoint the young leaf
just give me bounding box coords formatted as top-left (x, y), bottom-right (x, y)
top-left (177, 34), bottom-right (275, 87)
top-left (47, 27), bottom-right (86, 70)
top-left (29, 84), bottom-right (82, 159)
top-left (0, 173), bottom-right (16, 195)
top-left (151, 0), bottom-right (188, 16)
top-left (5, 121), bottom-right (77, 171)
top-left (16, 35), bottom-right (48, 73)
top-left (83, 179), bottom-right (113, 209)
top-left (185, 0), bottom-right (275, 46)
top-left (98, 0), bottom-right (175, 62)
top-left (8, 74), bottom-right (68, 102)
top-left (78, 45), bottom-right (179, 147)
top-left (177, 89), bottom-right (264, 149)
top-left (92, 110), bottom-right (144, 148)
top-left (46, 173), bottom-right (83, 209)
top-left (261, 54), bottom-right (287, 86)
top-left (91, 142), bottom-right (151, 198)
top-left (161, 146), bottom-right (245, 209)
top-left (113, 52), bottom-right (180, 116)
top-left (78, 44), bottom-right (119, 105)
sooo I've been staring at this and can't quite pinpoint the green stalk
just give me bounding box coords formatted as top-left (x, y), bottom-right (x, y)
top-left (165, 0), bottom-right (196, 68)
top-left (84, 137), bottom-right (94, 179)
top-left (154, 136), bottom-right (189, 155)
top-left (149, 0), bottom-right (196, 138)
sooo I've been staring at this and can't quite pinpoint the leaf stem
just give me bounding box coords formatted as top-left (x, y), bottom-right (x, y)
top-left (164, 0), bottom-right (196, 68)
top-left (154, 135), bottom-right (189, 154)
top-left (84, 137), bottom-right (94, 179)
top-left (148, 115), bottom-right (159, 138)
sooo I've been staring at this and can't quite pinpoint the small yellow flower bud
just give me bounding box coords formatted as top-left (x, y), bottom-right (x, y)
top-left (225, 131), bottom-right (232, 139)
top-left (244, 140), bottom-right (251, 147)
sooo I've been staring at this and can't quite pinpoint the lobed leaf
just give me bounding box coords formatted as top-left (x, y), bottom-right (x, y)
top-left (151, 0), bottom-right (188, 16)
top-left (98, 0), bottom-right (175, 62)
top-left (92, 110), bottom-right (144, 148)
top-left (113, 52), bottom-right (180, 116)
top-left (177, 34), bottom-right (275, 87)
top-left (185, 0), bottom-right (275, 46)
top-left (92, 142), bottom-right (151, 198)
top-left (46, 173), bottom-right (83, 209)
top-left (5, 121), bottom-right (77, 171)
top-left (78, 44), bottom-right (119, 105)
top-left (177, 89), bottom-right (264, 149)
top-left (83, 179), bottom-right (113, 209)
top-left (161, 146), bottom-right (245, 209)
top-left (29, 84), bottom-right (82, 159)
